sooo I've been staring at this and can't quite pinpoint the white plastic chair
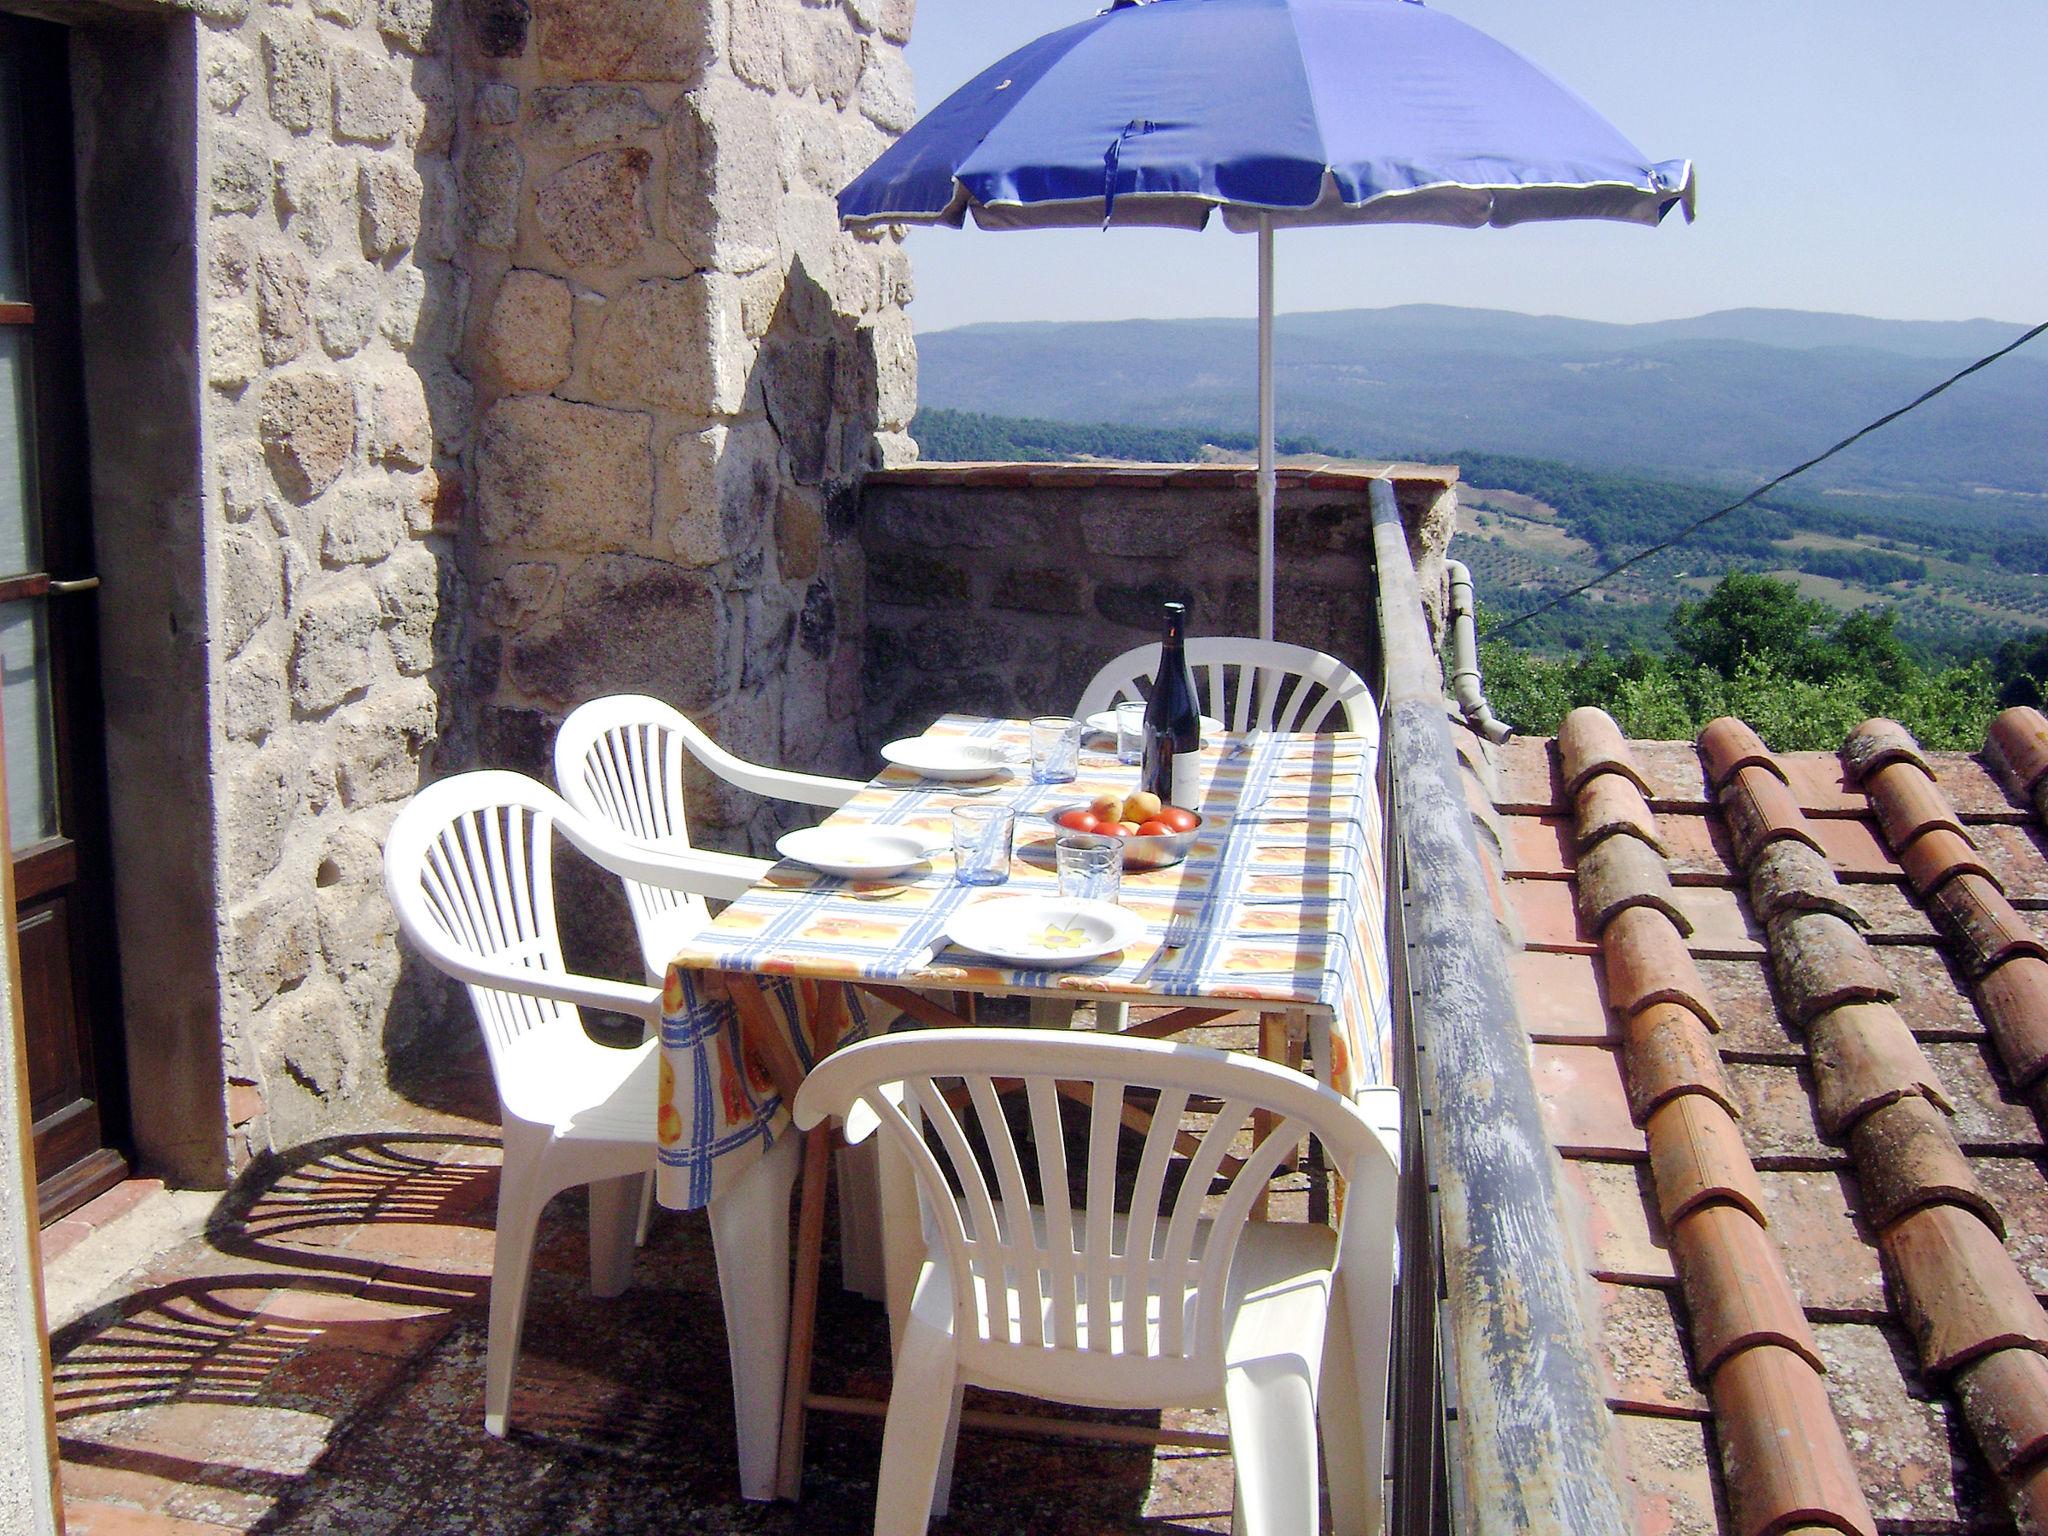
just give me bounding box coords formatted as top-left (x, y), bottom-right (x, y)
top-left (1076, 637), bottom-right (1379, 743)
top-left (383, 770), bottom-right (798, 1499)
top-left (793, 1028), bottom-right (1401, 1536)
top-left (554, 694), bottom-right (861, 985)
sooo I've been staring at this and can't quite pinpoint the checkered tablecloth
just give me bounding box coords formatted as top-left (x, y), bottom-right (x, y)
top-left (655, 716), bottom-right (1389, 1211)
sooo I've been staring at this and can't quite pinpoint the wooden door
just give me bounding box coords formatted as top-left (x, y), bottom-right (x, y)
top-left (0, 18), bottom-right (129, 1221)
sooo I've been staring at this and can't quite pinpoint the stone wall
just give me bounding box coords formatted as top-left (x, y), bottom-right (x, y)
top-left (452, 0), bottom-right (918, 874)
top-left (857, 463), bottom-right (1458, 750)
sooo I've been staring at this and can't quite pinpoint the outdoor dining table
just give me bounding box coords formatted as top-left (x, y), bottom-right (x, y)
top-left (650, 712), bottom-right (1391, 1496)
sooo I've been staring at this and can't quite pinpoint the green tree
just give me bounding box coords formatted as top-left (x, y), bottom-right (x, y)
top-left (1670, 572), bottom-right (1827, 679)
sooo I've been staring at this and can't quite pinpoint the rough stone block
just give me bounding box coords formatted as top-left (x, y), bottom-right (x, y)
top-left (260, 371), bottom-right (357, 502)
top-left (474, 81), bottom-right (520, 127)
top-left (869, 548), bottom-right (972, 609)
top-left (373, 547), bottom-right (441, 676)
top-left (528, 84), bottom-right (661, 148)
top-left (219, 440), bottom-right (266, 523)
top-left (368, 365), bottom-right (433, 469)
top-left (775, 486), bottom-right (823, 581)
top-left (212, 132), bottom-right (269, 213)
top-left (291, 580), bottom-right (382, 712)
top-left (461, 138), bottom-right (522, 251)
top-left (223, 641), bottom-right (287, 743)
top-left (208, 306), bottom-right (260, 392)
top-left (220, 523), bottom-right (282, 656)
top-left (534, 147), bottom-right (651, 268)
top-left (261, 20), bottom-right (329, 134)
top-left (204, 38), bottom-right (252, 115)
top-left (585, 276), bottom-right (721, 412)
top-left (332, 47), bottom-right (407, 143)
top-left (729, 0), bottom-right (785, 89)
top-left (879, 0), bottom-right (914, 44)
top-left (322, 482), bottom-right (405, 566)
top-left (856, 37), bottom-right (915, 133)
top-left (254, 245), bottom-right (310, 365)
top-left (276, 146), bottom-right (357, 256)
top-left (480, 561), bottom-right (560, 628)
top-left (376, 0), bottom-right (437, 53)
top-left (377, 263), bottom-right (426, 346)
top-left (312, 0), bottom-right (364, 25)
top-left (536, 0), bottom-right (715, 82)
top-left (477, 395), bottom-right (653, 550)
top-left (358, 158), bottom-right (423, 257)
top-left (509, 554), bottom-right (722, 709)
top-left (665, 83), bottom-right (780, 275)
top-left (478, 269), bottom-right (573, 393)
top-left (312, 264), bottom-right (380, 358)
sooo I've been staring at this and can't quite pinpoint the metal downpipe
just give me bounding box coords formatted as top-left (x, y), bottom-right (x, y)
top-left (1445, 559), bottom-right (1512, 743)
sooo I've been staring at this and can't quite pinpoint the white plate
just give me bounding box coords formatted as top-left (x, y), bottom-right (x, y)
top-left (1084, 710), bottom-right (1226, 740)
top-left (776, 826), bottom-right (937, 879)
top-left (945, 895), bottom-right (1146, 968)
top-left (880, 737), bottom-right (1017, 782)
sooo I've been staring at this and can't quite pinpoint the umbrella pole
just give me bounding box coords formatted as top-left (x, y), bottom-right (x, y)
top-left (1257, 214), bottom-right (1276, 642)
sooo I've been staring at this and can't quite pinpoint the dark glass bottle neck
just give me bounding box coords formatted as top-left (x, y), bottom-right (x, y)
top-left (1160, 602), bottom-right (1187, 650)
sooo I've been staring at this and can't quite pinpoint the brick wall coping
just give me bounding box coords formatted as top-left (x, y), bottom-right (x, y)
top-left (866, 460), bottom-right (1459, 493)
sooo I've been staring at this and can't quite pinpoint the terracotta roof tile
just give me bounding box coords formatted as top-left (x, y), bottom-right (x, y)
top-left (1650, 1094), bottom-right (1769, 1227)
top-left (2010, 1456), bottom-right (2048, 1536)
top-left (1706, 1343), bottom-right (1878, 1536)
top-left (1842, 718), bottom-right (1934, 782)
top-left (1723, 766), bottom-right (1829, 866)
top-left (1973, 822), bottom-right (2048, 907)
top-left (1673, 1203), bottom-right (1821, 1374)
top-left (1881, 944), bottom-right (1986, 1041)
top-left (1631, 741), bottom-right (1716, 812)
top-left (1560, 707), bottom-right (1650, 798)
top-left (1672, 887), bottom-right (1768, 959)
top-left (1897, 825), bottom-right (1997, 899)
top-left (1700, 718), bottom-right (1782, 793)
top-left (1507, 875), bottom-right (1595, 953)
top-left (1604, 904), bottom-right (1724, 1032)
top-left (1808, 1001), bottom-right (1953, 1136)
top-left (1627, 1002), bottom-right (1740, 1125)
top-left (1923, 1039), bottom-right (2045, 1155)
top-left (1759, 1170), bottom-right (1886, 1316)
top-left (1767, 911), bottom-right (1898, 1025)
top-left (1501, 812), bottom-right (1573, 877)
top-left (1724, 1061), bottom-right (1838, 1168)
top-left (1880, 1202), bottom-right (2048, 1373)
top-left (1490, 735), bottom-right (1563, 814)
top-left (1808, 1321), bottom-right (1992, 1529)
top-left (1978, 955), bottom-right (2048, 1091)
top-left (1699, 958), bottom-right (1803, 1063)
top-left (1933, 872), bottom-right (2048, 979)
top-left (1797, 816), bottom-right (1896, 881)
top-left (1578, 833), bottom-right (1693, 938)
top-left (1562, 1158), bottom-right (1675, 1284)
top-left (1833, 885), bottom-right (1940, 943)
top-left (1575, 772), bottom-right (1667, 856)
top-left (1748, 841), bottom-right (1868, 933)
top-left (1991, 707), bottom-right (2048, 798)
top-left (1933, 754), bottom-right (2035, 821)
top-left (1847, 1094), bottom-right (2002, 1235)
top-left (1512, 947), bottom-right (1614, 1042)
top-left (1776, 754), bottom-right (1870, 818)
top-left (1954, 1347), bottom-right (2048, 1475)
top-left (1612, 1412), bottom-right (1724, 1536)
top-left (1534, 1042), bottom-right (1647, 1157)
top-left (1596, 1279), bottom-right (1710, 1417)
top-left (1657, 811), bottom-right (1742, 884)
top-left (1866, 759), bottom-right (1973, 851)
top-left (1971, 1155), bottom-right (2048, 1295)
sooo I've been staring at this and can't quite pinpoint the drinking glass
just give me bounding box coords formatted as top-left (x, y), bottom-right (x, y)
top-left (1114, 700), bottom-right (1146, 766)
top-left (1028, 715), bottom-right (1080, 784)
top-left (951, 805), bottom-right (1015, 886)
top-left (1056, 833), bottom-right (1122, 905)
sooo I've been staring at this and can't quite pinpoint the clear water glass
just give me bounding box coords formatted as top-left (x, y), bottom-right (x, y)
top-left (1114, 700), bottom-right (1146, 766)
top-left (951, 805), bottom-right (1015, 886)
top-left (1028, 715), bottom-right (1080, 784)
top-left (1055, 833), bottom-right (1122, 905)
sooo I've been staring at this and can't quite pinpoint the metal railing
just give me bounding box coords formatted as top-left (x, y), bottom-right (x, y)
top-left (1369, 478), bottom-right (1629, 1536)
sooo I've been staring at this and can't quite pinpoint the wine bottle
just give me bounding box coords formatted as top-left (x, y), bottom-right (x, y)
top-left (1141, 601), bottom-right (1202, 808)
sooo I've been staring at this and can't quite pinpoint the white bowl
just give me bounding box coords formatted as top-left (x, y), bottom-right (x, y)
top-left (945, 895), bottom-right (1145, 968)
top-left (880, 737), bottom-right (1017, 782)
top-left (776, 826), bottom-right (937, 879)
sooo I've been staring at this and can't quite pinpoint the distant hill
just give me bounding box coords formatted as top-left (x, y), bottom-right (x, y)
top-left (913, 305), bottom-right (2046, 512)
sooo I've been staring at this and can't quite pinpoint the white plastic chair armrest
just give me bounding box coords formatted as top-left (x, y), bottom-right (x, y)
top-left (437, 948), bottom-right (663, 1025)
top-left (682, 730), bottom-right (861, 810)
top-left (558, 813), bottom-right (774, 902)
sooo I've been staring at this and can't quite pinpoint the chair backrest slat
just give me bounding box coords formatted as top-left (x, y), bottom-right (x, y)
top-left (910, 1075), bottom-right (1017, 1342)
top-left (964, 1074), bottom-right (1041, 1347)
top-left (1022, 1076), bottom-right (1079, 1351)
top-left (1082, 1080), bottom-right (1124, 1353)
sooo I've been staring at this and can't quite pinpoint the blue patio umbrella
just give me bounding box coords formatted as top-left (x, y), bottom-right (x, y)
top-left (840, 0), bottom-right (1693, 639)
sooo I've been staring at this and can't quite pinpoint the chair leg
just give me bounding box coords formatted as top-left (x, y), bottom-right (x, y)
top-left (588, 1173), bottom-right (642, 1299)
top-left (1027, 996), bottom-right (1077, 1028)
top-left (708, 1132), bottom-right (800, 1502)
top-left (872, 1310), bottom-right (962, 1536)
top-left (635, 1169), bottom-right (655, 1247)
top-left (1318, 1283), bottom-right (1375, 1536)
top-left (484, 1126), bottom-right (551, 1438)
top-left (1225, 1352), bottom-right (1322, 1536)
top-left (1096, 1000), bottom-right (1130, 1032)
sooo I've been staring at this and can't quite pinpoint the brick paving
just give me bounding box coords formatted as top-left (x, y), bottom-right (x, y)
top-left (49, 1033), bottom-right (1238, 1534)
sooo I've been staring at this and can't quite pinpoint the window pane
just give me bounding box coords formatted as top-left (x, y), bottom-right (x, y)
top-left (0, 45), bottom-right (25, 303)
top-left (0, 330), bottom-right (36, 575)
top-left (0, 599), bottom-right (57, 848)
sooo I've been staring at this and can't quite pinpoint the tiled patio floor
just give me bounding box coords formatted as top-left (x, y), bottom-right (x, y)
top-left (48, 1032), bottom-right (1238, 1534)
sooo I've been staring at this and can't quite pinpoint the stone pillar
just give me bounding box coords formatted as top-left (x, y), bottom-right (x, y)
top-left (456, 0), bottom-right (918, 853)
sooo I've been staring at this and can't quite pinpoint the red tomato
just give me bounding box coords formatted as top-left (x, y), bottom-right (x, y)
top-left (1115, 821), bottom-right (1143, 837)
top-left (1157, 807), bottom-right (1199, 832)
top-left (1057, 809), bottom-right (1102, 834)
top-left (1136, 818), bottom-right (1174, 837)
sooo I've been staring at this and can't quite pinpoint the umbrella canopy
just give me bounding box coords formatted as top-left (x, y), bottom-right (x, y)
top-left (841, 0), bottom-right (1692, 635)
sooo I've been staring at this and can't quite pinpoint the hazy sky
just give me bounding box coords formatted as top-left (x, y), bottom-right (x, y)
top-left (892, 1), bottom-right (2048, 333)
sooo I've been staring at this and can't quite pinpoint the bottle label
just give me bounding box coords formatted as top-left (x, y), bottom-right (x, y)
top-left (1171, 752), bottom-right (1202, 810)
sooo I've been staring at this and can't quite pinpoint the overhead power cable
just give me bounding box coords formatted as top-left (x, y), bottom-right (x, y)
top-left (1481, 317), bottom-right (2048, 640)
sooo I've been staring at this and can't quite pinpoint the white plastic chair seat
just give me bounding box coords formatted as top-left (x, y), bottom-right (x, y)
top-left (1075, 635), bottom-right (1379, 742)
